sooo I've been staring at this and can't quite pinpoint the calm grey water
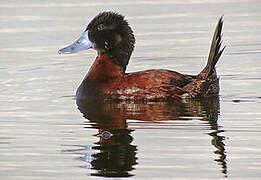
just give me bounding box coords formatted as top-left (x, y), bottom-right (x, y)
top-left (1, 0), bottom-right (261, 179)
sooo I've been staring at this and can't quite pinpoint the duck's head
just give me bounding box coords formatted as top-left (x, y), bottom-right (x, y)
top-left (59, 11), bottom-right (135, 72)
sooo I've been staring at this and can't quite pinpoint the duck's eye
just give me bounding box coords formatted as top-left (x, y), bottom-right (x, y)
top-left (97, 24), bottom-right (105, 31)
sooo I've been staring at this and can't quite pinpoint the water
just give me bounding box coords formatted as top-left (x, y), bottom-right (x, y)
top-left (1, 0), bottom-right (261, 179)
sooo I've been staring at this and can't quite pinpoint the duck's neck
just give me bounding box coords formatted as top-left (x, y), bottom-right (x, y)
top-left (84, 53), bottom-right (123, 83)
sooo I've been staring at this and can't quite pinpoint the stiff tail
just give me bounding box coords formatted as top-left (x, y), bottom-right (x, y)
top-left (198, 17), bottom-right (225, 79)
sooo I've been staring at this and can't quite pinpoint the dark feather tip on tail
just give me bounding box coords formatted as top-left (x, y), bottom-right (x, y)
top-left (198, 16), bottom-right (225, 80)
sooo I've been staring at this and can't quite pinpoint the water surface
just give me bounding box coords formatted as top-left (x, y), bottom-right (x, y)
top-left (1, 0), bottom-right (261, 179)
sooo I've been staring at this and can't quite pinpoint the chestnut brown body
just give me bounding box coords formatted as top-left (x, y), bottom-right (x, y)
top-left (77, 54), bottom-right (191, 100)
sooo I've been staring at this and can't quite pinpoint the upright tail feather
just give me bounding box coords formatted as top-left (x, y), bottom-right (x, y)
top-left (198, 16), bottom-right (225, 80)
top-left (181, 17), bottom-right (225, 99)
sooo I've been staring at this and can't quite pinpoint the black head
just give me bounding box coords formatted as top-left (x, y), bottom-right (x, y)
top-left (86, 12), bottom-right (135, 72)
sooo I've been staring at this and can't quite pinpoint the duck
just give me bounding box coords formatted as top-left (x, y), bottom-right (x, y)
top-left (59, 11), bottom-right (225, 101)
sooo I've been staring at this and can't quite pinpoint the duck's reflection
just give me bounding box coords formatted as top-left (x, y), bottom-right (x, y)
top-left (90, 129), bottom-right (137, 177)
top-left (203, 98), bottom-right (228, 177)
top-left (76, 100), bottom-right (137, 177)
top-left (70, 97), bottom-right (227, 177)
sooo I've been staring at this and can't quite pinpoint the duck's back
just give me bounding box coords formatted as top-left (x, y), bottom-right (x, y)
top-left (99, 69), bottom-right (195, 101)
